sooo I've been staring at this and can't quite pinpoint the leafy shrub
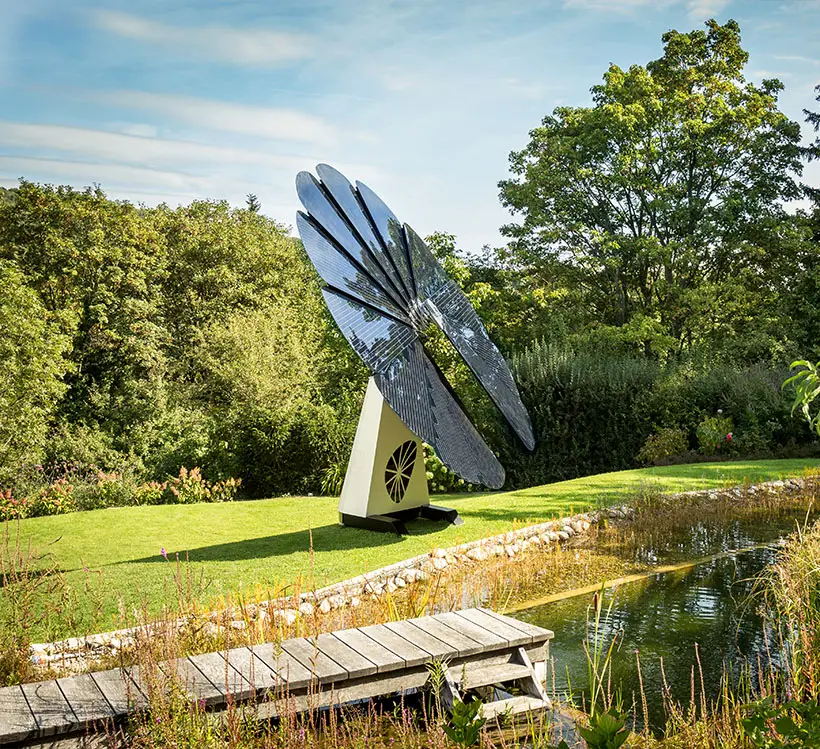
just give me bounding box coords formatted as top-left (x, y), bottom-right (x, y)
top-left (637, 427), bottom-right (690, 465)
top-left (74, 471), bottom-right (136, 511)
top-left (30, 478), bottom-right (75, 516)
top-left (0, 489), bottom-right (30, 521)
top-left (696, 415), bottom-right (735, 455)
top-left (320, 461), bottom-right (346, 496)
top-left (742, 697), bottom-right (820, 748)
top-left (133, 481), bottom-right (167, 506)
top-left (576, 706), bottom-right (630, 748)
top-left (164, 467), bottom-right (240, 504)
top-left (443, 698), bottom-right (486, 746)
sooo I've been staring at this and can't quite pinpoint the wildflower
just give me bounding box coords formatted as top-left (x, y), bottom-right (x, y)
top-left (726, 432), bottom-right (733, 441)
top-left (160, 547), bottom-right (167, 559)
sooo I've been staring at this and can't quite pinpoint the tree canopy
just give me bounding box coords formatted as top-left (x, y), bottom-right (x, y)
top-left (499, 19), bottom-right (806, 360)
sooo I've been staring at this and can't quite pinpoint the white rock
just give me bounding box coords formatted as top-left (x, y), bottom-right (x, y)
top-left (395, 576), bottom-right (406, 588)
top-left (274, 609), bottom-right (299, 625)
top-left (299, 601), bottom-right (314, 617)
top-left (431, 548), bottom-right (447, 559)
top-left (350, 597), bottom-right (361, 608)
top-left (230, 620), bottom-right (247, 631)
top-left (319, 598), bottom-right (333, 614)
top-left (466, 547), bottom-right (488, 561)
top-left (557, 531), bottom-right (570, 541)
top-left (432, 557), bottom-right (448, 571)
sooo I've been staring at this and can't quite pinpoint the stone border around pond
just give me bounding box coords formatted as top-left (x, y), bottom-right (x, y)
top-left (30, 477), bottom-right (810, 670)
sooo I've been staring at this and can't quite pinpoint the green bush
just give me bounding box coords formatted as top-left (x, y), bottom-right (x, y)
top-left (696, 414), bottom-right (735, 455)
top-left (0, 489), bottom-right (30, 521)
top-left (30, 478), bottom-right (76, 517)
top-left (636, 427), bottom-right (690, 465)
top-left (495, 343), bottom-right (818, 489)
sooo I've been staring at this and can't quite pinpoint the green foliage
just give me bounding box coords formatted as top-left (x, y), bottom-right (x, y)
top-left (696, 415), bottom-right (735, 455)
top-left (742, 697), bottom-right (820, 748)
top-left (30, 478), bottom-right (76, 517)
top-left (442, 698), bottom-right (486, 746)
top-left (500, 343), bottom-right (814, 488)
top-left (576, 707), bottom-right (630, 749)
top-left (0, 260), bottom-right (69, 486)
top-left (499, 19), bottom-right (806, 360)
top-left (164, 467), bottom-right (240, 504)
top-left (784, 360), bottom-right (820, 437)
top-left (637, 427), bottom-right (690, 466)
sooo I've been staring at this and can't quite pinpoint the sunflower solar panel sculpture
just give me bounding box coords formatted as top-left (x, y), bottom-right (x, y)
top-left (296, 164), bottom-right (535, 534)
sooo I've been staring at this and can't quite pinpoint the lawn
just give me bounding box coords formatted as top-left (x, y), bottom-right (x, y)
top-left (5, 458), bottom-right (818, 640)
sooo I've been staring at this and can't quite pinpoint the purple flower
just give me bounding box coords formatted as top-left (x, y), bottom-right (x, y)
top-left (160, 547), bottom-right (167, 559)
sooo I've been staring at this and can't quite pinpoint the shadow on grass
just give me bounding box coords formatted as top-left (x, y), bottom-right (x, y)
top-left (121, 515), bottom-right (452, 565)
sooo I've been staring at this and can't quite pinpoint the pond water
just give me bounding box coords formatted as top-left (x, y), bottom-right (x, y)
top-left (513, 507), bottom-right (813, 732)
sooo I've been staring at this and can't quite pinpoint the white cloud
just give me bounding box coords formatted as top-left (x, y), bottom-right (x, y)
top-left (0, 155), bottom-right (214, 194)
top-left (775, 55), bottom-right (820, 66)
top-left (92, 10), bottom-right (312, 67)
top-left (0, 122), bottom-right (308, 172)
top-left (561, 0), bottom-right (730, 16)
top-left (95, 90), bottom-right (336, 145)
top-left (686, 0), bottom-right (731, 18)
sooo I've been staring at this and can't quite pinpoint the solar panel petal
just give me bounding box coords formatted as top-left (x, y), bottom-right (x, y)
top-left (297, 165), bottom-right (534, 490)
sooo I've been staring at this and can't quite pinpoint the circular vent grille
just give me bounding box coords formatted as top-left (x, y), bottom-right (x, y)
top-left (385, 440), bottom-right (418, 504)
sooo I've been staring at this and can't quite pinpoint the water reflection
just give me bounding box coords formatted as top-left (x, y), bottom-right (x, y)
top-left (516, 511), bottom-right (812, 732)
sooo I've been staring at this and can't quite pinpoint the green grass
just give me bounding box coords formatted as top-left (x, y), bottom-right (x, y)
top-left (5, 458), bottom-right (818, 640)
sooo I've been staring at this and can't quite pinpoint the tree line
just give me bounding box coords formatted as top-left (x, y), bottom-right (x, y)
top-left (1, 19), bottom-right (819, 503)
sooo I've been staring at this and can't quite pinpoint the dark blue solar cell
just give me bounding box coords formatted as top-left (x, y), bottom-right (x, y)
top-left (315, 164), bottom-right (411, 307)
top-left (322, 290), bottom-right (504, 487)
top-left (297, 212), bottom-right (408, 323)
top-left (403, 224), bottom-right (450, 301)
top-left (430, 281), bottom-right (535, 451)
top-left (296, 172), bottom-right (406, 312)
top-left (355, 180), bottom-right (416, 300)
top-left (296, 164), bottom-right (534, 489)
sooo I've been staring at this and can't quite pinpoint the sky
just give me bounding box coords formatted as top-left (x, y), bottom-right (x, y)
top-left (1, 0), bottom-right (819, 251)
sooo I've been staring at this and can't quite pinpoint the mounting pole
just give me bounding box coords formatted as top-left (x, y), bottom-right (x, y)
top-left (338, 378), bottom-right (463, 535)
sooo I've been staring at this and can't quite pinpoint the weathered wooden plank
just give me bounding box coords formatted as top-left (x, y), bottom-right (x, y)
top-left (454, 608), bottom-right (531, 647)
top-left (90, 668), bottom-right (147, 715)
top-left (383, 620), bottom-right (453, 659)
top-left (0, 685), bottom-right (38, 743)
top-left (482, 609), bottom-right (554, 642)
top-left (56, 673), bottom-right (115, 724)
top-left (22, 680), bottom-right (77, 736)
top-left (480, 694), bottom-right (549, 720)
top-left (330, 629), bottom-right (403, 674)
top-left (356, 624), bottom-right (430, 668)
top-left (221, 646), bottom-right (278, 696)
top-left (161, 658), bottom-right (223, 706)
top-left (253, 666), bottom-right (431, 719)
top-left (281, 638), bottom-right (347, 685)
top-left (407, 617), bottom-right (485, 657)
top-left (434, 611), bottom-right (508, 649)
top-left (251, 643), bottom-right (313, 690)
top-left (189, 652), bottom-right (253, 701)
top-left (314, 634), bottom-right (377, 679)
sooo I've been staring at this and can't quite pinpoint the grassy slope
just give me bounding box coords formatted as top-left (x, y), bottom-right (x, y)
top-left (7, 458), bottom-right (818, 638)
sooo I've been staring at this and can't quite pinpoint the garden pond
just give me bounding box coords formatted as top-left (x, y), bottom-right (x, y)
top-left (512, 503), bottom-right (816, 732)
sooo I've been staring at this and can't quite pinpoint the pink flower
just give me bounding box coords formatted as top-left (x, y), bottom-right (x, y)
top-left (160, 547), bottom-right (167, 559)
top-left (726, 433), bottom-right (733, 441)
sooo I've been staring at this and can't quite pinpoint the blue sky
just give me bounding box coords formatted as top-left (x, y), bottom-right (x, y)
top-left (1, 0), bottom-right (819, 250)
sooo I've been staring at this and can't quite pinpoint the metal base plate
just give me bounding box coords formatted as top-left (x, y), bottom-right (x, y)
top-left (340, 504), bottom-right (463, 536)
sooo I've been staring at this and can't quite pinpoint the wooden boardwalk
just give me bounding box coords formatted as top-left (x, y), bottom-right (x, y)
top-left (0, 608), bottom-right (554, 747)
